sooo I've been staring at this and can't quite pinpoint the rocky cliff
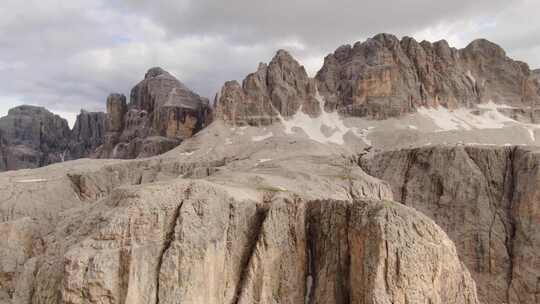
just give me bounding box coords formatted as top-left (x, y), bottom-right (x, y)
top-left (97, 67), bottom-right (212, 159)
top-left (360, 146), bottom-right (540, 304)
top-left (2, 34), bottom-right (540, 304)
top-left (0, 106), bottom-right (72, 171)
top-left (216, 33), bottom-right (540, 124)
top-left (0, 122), bottom-right (480, 304)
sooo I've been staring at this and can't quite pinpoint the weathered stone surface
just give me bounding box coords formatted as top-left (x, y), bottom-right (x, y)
top-left (99, 67), bottom-right (212, 159)
top-left (0, 121), bottom-right (481, 303)
top-left (0, 179), bottom-right (479, 304)
top-left (106, 93), bottom-right (127, 132)
top-left (69, 110), bottom-right (107, 159)
top-left (361, 145), bottom-right (540, 304)
top-left (0, 105), bottom-right (72, 171)
top-left (316, 34), bottom-right (540, 120)
top-left (215, 34), bottom-right (540, 125)
top-left (214, 50), bottom-right (320, 125)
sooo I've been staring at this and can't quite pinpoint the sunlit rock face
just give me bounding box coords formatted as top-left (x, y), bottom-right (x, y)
top-left (97, 67), bottom-right (212, 159)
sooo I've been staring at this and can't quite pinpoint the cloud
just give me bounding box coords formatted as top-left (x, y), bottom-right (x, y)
top-left (0, 0), bottom-right (538, 123)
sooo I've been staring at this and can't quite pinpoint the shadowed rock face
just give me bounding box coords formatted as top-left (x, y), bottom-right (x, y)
top-left (360, 145), bottom-right (540, 304)
top-left (69, 110), bottom-right (107, 159)
top-left (0, 105), bottom-right (72, 171)
top-left (97, 67), bottom-right (212, 159)
top-left (216, 34), bottom-right (540, 124)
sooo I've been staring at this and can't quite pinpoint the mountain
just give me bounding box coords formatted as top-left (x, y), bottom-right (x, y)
top-left (0, 105), bottom-right (74, 171)
top-left (0, 67), bottom-right (212, 172)
top-left (216, 33), bottom-right (540, 124)
top-left (96, 67), bottom-right (212, 159)
top-left (1, 34), bottom-right (540, 304)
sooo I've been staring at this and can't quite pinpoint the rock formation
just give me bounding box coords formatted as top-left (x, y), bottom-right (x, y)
top-left (0, 105), bottom-right (72, 171)
top-left (97, 67), bottom-right (212, 159)
top-left (69, 110), bottom-right (107, 159)
top-left (360, 145), bottom-right (540, 304)
top-left (0, 124), bottom-right (480, 303)
top-left (214, 50), bottom-right (321, 126)
top-left (2, 34), bottom-right (540, 304)
top-left (216, 33), bottom-right (540, 124)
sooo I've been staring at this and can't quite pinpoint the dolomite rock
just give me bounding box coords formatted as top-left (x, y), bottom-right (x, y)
top-left (1, 178), bottom-right (479, 304)
top-left (316, 34), bottom-right (540, 120)
top-left (0, 105), bottom-right (72, 171)
top-left (69, 110), bottom-right (106, 159)
top-left (214, 50), bottom-right (320, 126)
top-left (0, 121), bottom-right (481, 303)
top-left (215, 34), bottom-right (540, 125)
top-left (360, 145), bottom-right (540, 304)
top-left (99, 68), bottom-right (212, 159)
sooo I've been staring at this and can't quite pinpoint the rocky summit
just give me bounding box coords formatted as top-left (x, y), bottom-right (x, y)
top-left (1, 34), bottom-right (540, 304)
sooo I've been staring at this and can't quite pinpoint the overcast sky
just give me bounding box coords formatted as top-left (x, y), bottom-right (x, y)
top-left (1, 0), bottom-right (539, 126)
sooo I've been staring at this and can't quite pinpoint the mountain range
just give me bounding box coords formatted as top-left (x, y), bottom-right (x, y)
top-left (1, 33), bottom-right (540, 304)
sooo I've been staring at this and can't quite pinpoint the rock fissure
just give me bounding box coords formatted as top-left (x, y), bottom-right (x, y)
top-left (155, 199), bottom-right (184, 304)
top-left (230, 205), bottom-right (269, 304)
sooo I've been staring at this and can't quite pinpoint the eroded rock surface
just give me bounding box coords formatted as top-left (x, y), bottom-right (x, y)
top-left (216, 34), bottom-right (540, 125)
top-left (0, 105), bottom-right (72, 171)
top-left (361, 145), bottom-right (540, 304)
top-left (98, 67), bottom-right (212, 159)
top-left (0, 122), bottom-right (480, 303)
top-left (214, 50), bottom-right (320, 126)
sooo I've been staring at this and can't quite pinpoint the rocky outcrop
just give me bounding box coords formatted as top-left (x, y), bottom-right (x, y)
top-left (0, 121), bottom-right (483, 303)
top-left (317, 35), bottom-right (540, 120)
top-left (69, 110), bottom-right (107, 159)
top-left (0, 178), bottom-right (479, 304)
top-left (214, 50), bottom-right (321, 126)
top-left (0, 105), bottom-right (72, 171)
top-left (360, 145), bottom-right (540, 304)
top-left (216, 34), bottom-right (540, 124)
top-left (98, 67), bottom-right (212, 158)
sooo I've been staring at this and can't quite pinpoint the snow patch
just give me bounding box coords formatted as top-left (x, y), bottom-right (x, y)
top-left (15, 179), bottom-right (47, 183)
top-left (280, 91), bottom-right (372, 145)
top-left (408, 125), bottom-right (418, 130)
top-left (180, 151), bottom-right (194, 156)
top-left (258, 158), bottom-right (272, 163)
top-left (252, 132), bottom-right (274, 142)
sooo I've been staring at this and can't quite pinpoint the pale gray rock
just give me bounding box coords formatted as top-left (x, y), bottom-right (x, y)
top-left (361, 145), bottom-right (540, 304)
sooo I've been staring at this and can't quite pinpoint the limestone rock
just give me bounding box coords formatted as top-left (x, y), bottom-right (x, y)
top-left (361, 145), bottom-right (540, 304)
top-left (0, 178), bottom-right (479, 304)
top-left (69, 110), bottom-right (107, 159)
top-left (0, 105), bottom-right (71, 171)
top-left (215, 34), bottom-right (540, 125)
top-left (316, 34), bottom-right (540, 120)
top-left (99, 68), bottom-right (212, 159)
top-left (214, 50), bottom-right (320, 126)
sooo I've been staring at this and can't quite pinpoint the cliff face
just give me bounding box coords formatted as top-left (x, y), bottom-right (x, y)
top-left (0, 123), bottom-right (480, 304)
top-left (360, 145), bottom-right (540, 304)
top-left (216, 34), bottom-right (540, 124)
top-left (69, 110), bottom-right (107, 159)
top-left (0, 105), bottom-right (72, 171)
top-left (214, 50), bottom-right (321, 126)
top-left (97, 67), bottom-right (212, 159)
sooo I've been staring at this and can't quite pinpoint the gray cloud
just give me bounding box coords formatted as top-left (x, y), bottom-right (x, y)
top-left (0, 0), bottom-right (538, 126)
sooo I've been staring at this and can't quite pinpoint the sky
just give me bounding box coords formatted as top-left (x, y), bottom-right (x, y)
top-left (1, 0), bottom-right (539, 127)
